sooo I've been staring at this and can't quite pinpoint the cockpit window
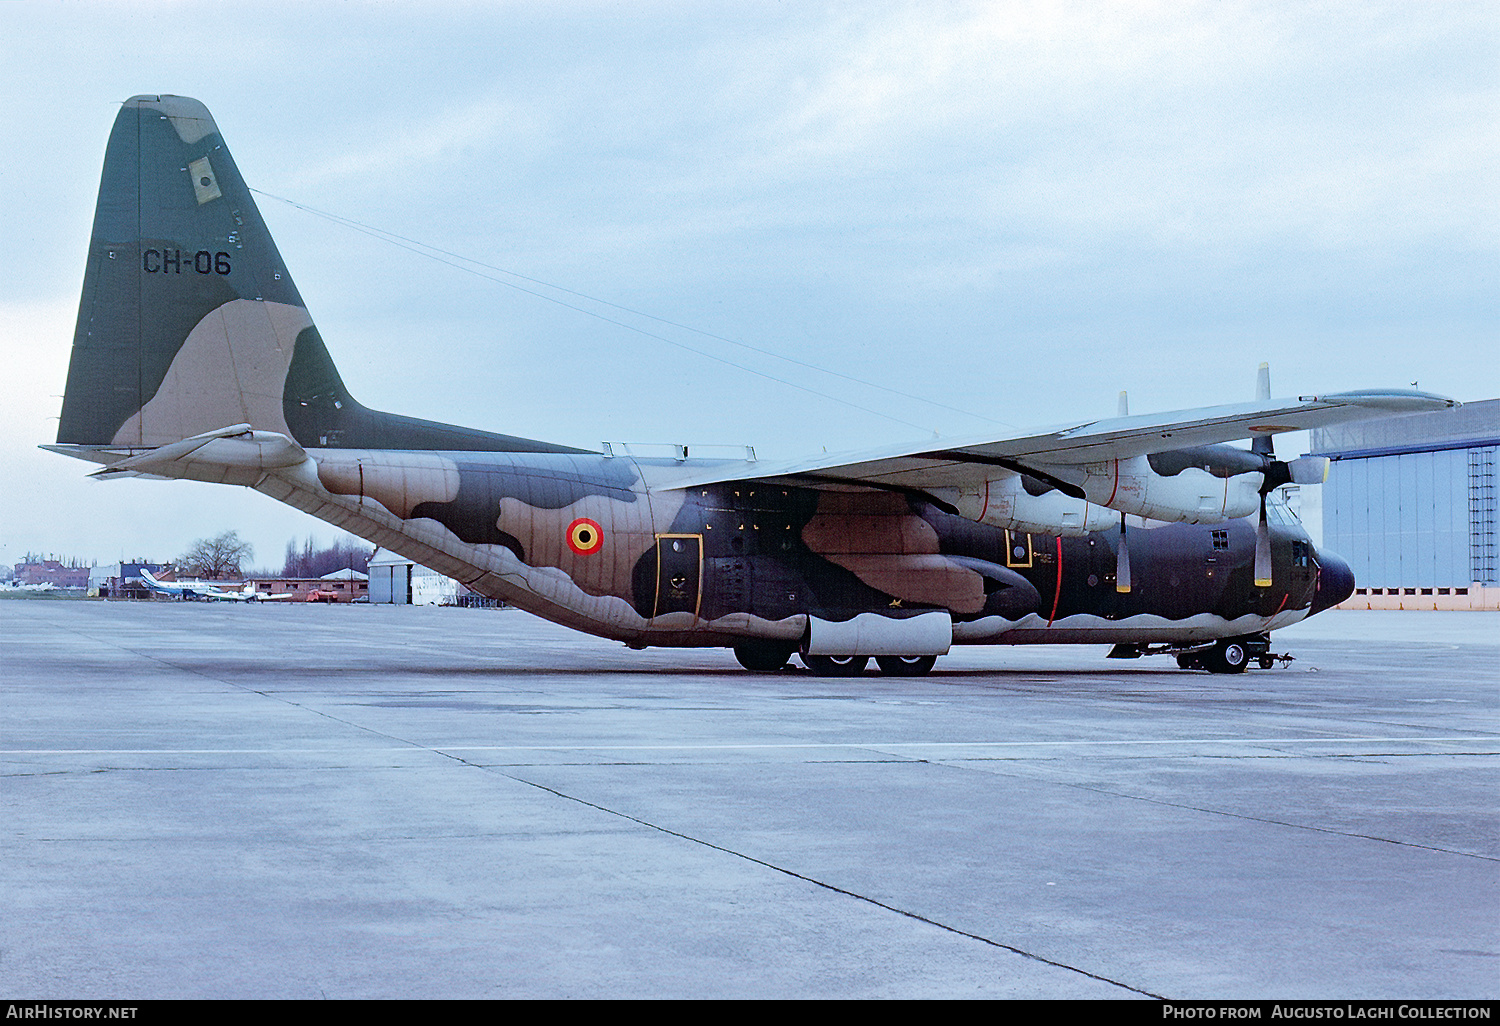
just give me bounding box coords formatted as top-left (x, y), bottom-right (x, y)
top-left (1265, 494), bottom-right (1298, 527)
top-left (1291, 540), bottom-right (1310, 567)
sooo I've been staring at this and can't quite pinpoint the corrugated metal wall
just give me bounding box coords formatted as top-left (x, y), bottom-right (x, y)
top-left (1312, 399), bottom-right (1499, 590)
top-left (1323, 449), bottom-right (1474, 588)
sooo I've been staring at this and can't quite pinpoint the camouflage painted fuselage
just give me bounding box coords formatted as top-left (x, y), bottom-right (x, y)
top-left (276, 447), bottom-right (1327, 648)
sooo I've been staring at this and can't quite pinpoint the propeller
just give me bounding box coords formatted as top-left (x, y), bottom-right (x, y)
top-left (1115, 390), bottom-right (1132, 593)
top-left (1248, 365), bottom-right (1333, 586)
top-left (1252, 364), bottom-right (1276, 588)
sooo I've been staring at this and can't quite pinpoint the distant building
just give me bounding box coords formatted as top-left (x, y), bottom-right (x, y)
top-left (245, 568), bottom-right (369, 603)
top-left (14, 558), bottom-right (91, 589)
top-left (1310, 398), bottom-right (1498, 609)
top-left (367, 549), bottom-right (498, 606)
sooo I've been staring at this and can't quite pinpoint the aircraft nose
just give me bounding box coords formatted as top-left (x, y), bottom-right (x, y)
top-left (1311, 551), bottom-right (1356, 614)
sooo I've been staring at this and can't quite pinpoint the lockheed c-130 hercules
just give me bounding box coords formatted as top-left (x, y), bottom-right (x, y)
top-left (46, 95), bottom-right (1458, 676)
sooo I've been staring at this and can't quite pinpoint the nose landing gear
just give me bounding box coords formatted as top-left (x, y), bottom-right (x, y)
top-left (1110, 634), bottom-right (1294, 673)
top-left (1173, 634), bottom-right (1292, 673)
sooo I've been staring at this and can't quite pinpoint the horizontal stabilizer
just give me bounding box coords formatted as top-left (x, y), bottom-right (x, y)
top-left (81, 424), bottom-right (307, 485)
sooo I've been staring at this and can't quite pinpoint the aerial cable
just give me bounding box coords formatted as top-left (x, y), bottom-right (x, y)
top-left (252, 190), bottom-right (929, 433)
top-left (251, 188), bottom-right (1014, 433)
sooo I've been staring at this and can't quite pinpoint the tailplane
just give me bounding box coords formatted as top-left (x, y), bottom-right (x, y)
top-left (56, 94), bottom-right (580, 456)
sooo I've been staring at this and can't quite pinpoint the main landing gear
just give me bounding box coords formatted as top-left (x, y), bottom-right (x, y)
top-left (730, 643), bottom-right (939, 677)
top-left (733, 641), bottom-right (797, 672)
top-left (798, 652), bottom-right (940, 677)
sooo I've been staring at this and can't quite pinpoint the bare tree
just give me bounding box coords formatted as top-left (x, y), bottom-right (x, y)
top-left (178, 531), bottom-right (254, 580)
top-left (281, 534), bottom-right (372, 578)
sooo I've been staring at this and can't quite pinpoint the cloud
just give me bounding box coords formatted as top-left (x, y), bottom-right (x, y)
top-left (1, 1), bottom-right (1495, 566)
top-left (278, 92), bottom-right (545, 191)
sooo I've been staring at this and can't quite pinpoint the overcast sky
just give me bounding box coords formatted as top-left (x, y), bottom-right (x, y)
top-left (2, 1), bottom-right (1495, 571)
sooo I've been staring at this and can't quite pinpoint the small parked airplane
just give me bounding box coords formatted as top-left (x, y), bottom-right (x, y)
top-left (139, 568), bottom-right (259, 602)
top-left (46, 96), bottom-right (1458, 673)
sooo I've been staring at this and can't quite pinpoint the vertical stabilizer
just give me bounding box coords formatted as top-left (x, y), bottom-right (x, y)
top-left (59, 95), bottom-right (318, 448)
top-left (57, 95), bottom-right (580, 455)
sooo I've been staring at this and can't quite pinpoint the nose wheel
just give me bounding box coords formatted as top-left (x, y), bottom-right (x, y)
top-left (1176, 640), bottom-right (1248, 673)
top-left (1173, 635), bottom-right (1290, 673)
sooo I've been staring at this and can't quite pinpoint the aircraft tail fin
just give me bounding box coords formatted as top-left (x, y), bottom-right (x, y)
top-left (56, 95), bottom-right (584, 456)
top-left (57, 95), bottom-right (328, 449)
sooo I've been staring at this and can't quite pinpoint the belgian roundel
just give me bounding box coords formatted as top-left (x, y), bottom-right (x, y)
top-left (566, 518), bottom-right (604, 556)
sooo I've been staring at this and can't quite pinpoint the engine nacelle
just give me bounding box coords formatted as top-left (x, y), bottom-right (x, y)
top-left (952, 473), bottom-right (1112, 536)
top-left (947, 446), bottom-right (1307, 532)
top-left (1070, 455), bottom-right (1262, 523)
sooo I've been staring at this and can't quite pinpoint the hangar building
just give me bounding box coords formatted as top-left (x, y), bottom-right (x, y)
top-left (367, 549), bottom-right (504, 607)
top-left (1309, 398), bottom-right (1498, 609)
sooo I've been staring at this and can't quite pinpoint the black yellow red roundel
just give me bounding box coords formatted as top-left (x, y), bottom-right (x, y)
top-left (566, 517), bottom-right (604, 556)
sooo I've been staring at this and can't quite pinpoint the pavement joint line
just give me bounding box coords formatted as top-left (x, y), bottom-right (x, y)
top-left (485, 763), bottom-right (1168, 1000)
top-left (4, 735), bottom-right (1494, 755)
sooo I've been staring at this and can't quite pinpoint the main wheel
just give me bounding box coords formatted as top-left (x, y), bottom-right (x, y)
top-left (800, 653), bottom-right (869, 677)
top-left (875, 654), bottom-right (937, 677)
top-left (734, 642), bottom-right (796, 672)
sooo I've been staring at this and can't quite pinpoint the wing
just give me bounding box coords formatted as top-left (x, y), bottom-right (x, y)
top-left (654, 388), bottom-right (1458, 530)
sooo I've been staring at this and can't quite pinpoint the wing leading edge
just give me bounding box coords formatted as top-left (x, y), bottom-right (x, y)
top-left (650, 388), bottom-right (1458, 532)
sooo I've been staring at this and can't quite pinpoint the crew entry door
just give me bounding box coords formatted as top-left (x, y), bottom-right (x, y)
top-left (653, 534), bottom-right (702, 619)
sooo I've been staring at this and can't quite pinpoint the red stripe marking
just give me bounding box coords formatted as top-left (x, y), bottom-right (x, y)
top-left (1047, 535), bottom-right (1063, 627)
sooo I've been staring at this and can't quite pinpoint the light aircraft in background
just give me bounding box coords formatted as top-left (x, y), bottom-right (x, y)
top-left (139, 568), bottom-right (263, 602)
top-left (46, 96), bottom-right (1459, 674)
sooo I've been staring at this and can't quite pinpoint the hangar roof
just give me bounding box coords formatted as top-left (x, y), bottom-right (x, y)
top-left (1310, 398), bottom-right (1499, 460)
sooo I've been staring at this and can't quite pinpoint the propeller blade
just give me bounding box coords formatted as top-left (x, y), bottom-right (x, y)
top-left (1116, 515), bottom-right (1132, 593)
top-left (1287, 456), bottom-right (1331, 484)
top-left (1254, 495), bottom-right (1273, 587)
